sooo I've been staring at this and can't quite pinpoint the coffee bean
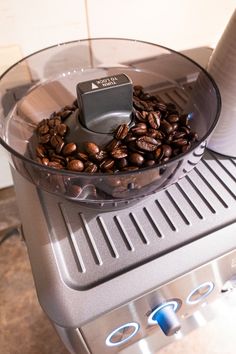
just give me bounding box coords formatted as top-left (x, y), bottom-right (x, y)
top-left (55, 140), bottom-right (65, 154)
top-left (93, 150), bottom-right (108, 162)
top-left (62, 142), bottom-right (77, 156)
top-left (160, 120), bottom-right (173, 134)
top-left (67, 184), bottom-right (82, 197)
top-left (147, 111), bottom-right (161, 129)
top-left (50, 134), bottom-right (63, 149)
top-left (172, 138), bottom-right (188, 147)
top-left (180, 114), bottom-right (189, 125)
top-left (136, 136), bottom-right (160, 152)
top-left (48, 161), bottom-right (64, 169)
top-left (84, 162), bottom-right (98, 173)
top-left (34, 87), bottom-right (198, 176)
top-left (153, 147), bottom-right (163, 160)
top-left (182, 143), bottom-right (191, 153)
top-left (36, 145), bottom-right (47, 158)
top-left (124, 133), bottom-right (136, 143)
top-left (128, 152), bottom-right (144, 166)
top-left (67, 159), bottom-right (84, 172)
top-left (41, 157), bottom-right (49, 166)
top-left (144, 159), bottom-right (156, 167)
top-left (76, 152), bottom-right (89, 161)
top-left (114, 124), bottom-right (129, 140)
top-left (110, 147), bottom-right (128, 159)
top-left (56, 123), bottom-right (68, 136)
top-left (134, 110), bottom-right (148, 122)
top-left (84, 142), bottom-right (99, 155)
top-left (167, 113), bottom-right (179, 123)
top-left (39, 133), bottom-right (50, 144)
top-left (104, 138), bottom-right (122, 152)
top-left (38, 123), bottom-right (49, 135)
top-left (162, 144), bottom-right (172, 157)
top-left (116, 157), bottom-right (128, 169)
top-left (100, 158), bottom-right (115, 171)
top-left (59, 110), bottom-right (73, 120)
top-left (131, 122), bottom-right (147, 136)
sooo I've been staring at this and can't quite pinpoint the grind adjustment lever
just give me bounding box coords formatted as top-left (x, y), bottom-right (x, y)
top-left (65, 73), bottom-right (133, 147)
top-left (77, 73), bottom-right (133, 133)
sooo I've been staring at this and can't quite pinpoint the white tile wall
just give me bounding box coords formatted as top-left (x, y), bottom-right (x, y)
top-left (0, 0), bottom-right (235, 188)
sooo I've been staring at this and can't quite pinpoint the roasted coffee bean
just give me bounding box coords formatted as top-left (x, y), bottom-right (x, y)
top-left (116, 157), bottom-right (128, 169)
top-left (188, 132), bottom-right (198, 141)
top-left (160, 119), bottom-right (173, 134)
top-left (173, 131), bottom-right (186, 139)
top-left (144, 159), bottom-right (156, 167)
top-left (180, 126), bottom-right (191, 135)
top-left (155, 101), bottom-right (167, 111)
top-left (127, 140), bottom-right (145, 154)
top-left (84, 162), bottom-right (98, 173)
top-left (172, 138), bottom-right (188, 147)
top-left (41, 157), bottom-right (49, 166)
top-left (153, 147), bottom-right (163, 160)
top-left (76, 152), bottom-right (89, 161)
top-left (167, 113), bottom-right (179, 123)
top-left (173, 148), bottom-right (181, 156)
top-left (62, 142), bottom-right (77, 156)
top-left (124, 132), bottom-right (136, 143)
top-left (100, 158), bottom-right (115, 171)
top-left (162, 144), bottom-right (172, 157)
top-left (55, 140), bottom-right (65, 154)
top-left (171, 122), bottom-right (179, 131)
top-left (38, 123), bottom-right (49, 135)
top-left (67, 184), bottom-right (82, 197)
top-left (84, 142), bottom-right (99, 155)
top-left (59, 110), bottom-right (73, 120)
top-left (56, 123), bottom-right (68, 136)
top-left (67, 159), bottom-right (84, 172)
top-left (131, 122), bottom-right (147, 136)
top-left (110, 147), bottom-right (128, 159)
top-left (39, 133), bottom-right (50, 144)
top-left (50, 134), bottom-right (63, 149)
top-left (133, 97), bottom-right (148, 111)
top-left (136, 136), bottom-right (160, 152)
top-left (34, 87), bottom-right (198, 175)
top-left (128, 152), bottom-right (144, 166)
top-left (182, 143), bottom-right (191, 153)
top-left (166, 102), bottom-right (177, 112)
top-left (104, 138), bottom-right (122, 152)
top-left (179, 114), bottom-right (189, 125)
top-left (134, 110), bottom-right (148, 122)
top-left (36, 145), bottom-right (47, 158)
top-left (48, 161), bottom-right (64, 169)
top-left (147, 111), bottom-right (161, 129)
top-left (114, 124), bottom-right (129, 140)
top-left (50, 153), bottom-right (66, 164)
top-left (93, 150), bottom-right (108, 162)
top-left (121, 166), bottom-right (139, 171)
top-left (48, 117), bottom-right (61, 127)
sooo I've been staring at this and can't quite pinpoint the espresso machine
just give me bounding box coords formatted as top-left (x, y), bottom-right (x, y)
top-left (1, 38), bottom-right (236, 354)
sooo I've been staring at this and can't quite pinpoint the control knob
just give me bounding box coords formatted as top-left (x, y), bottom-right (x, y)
top-left (148, 300), bottom-right (181, 336)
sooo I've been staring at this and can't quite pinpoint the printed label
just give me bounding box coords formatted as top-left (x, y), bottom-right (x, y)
top-left (78, 74), bottom-right (130, 94)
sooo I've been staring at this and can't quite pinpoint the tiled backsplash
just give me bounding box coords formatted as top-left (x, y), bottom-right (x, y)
top-left (0, 0), bottom-right (235, 188)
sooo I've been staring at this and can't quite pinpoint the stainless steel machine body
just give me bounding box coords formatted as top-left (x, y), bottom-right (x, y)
top-left (12, 147), bottom-right (236, 353)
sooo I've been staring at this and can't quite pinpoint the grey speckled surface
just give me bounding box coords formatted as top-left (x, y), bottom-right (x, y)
top-left (1, 187), bottom-right (236, 354)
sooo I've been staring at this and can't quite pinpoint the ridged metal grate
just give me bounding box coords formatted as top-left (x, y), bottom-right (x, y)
top-left (40, 150), bottom-right (236, 290)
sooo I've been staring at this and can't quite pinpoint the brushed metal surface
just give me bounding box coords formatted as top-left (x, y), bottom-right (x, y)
top-left (39, 150), bottom-right (236, 289)
top-left (80, 249), bottom-right (236, 354)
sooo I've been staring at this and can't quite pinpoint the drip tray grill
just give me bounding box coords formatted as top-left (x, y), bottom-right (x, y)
top-left (39, 150), bottom-right (236, 290)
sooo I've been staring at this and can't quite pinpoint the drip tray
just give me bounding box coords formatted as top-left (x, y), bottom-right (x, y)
top-left (39, 150), bottom-right (236, 290)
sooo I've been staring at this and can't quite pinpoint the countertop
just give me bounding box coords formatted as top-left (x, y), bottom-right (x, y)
top-left (1, 186), bottom-right (236, 354)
